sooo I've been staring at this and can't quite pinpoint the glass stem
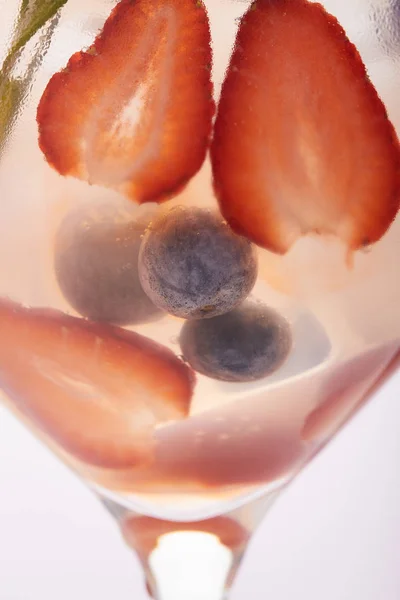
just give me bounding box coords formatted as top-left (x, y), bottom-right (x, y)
top-left (120, 514), bottom-right (249, 600)
top-left (101, 490), bottom-right (280, 600)
top-left (145, 532), bottom-right (241, 600)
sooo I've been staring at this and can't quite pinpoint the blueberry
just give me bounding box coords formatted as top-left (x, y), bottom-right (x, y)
top-left (179, 302), bottom-right (292, 382)
top-left (138, 207), bottom-right (258, 319)
top-left (54, 204), bottom-right (162, 325)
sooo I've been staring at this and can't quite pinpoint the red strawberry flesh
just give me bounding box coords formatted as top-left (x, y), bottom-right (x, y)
top-left (37, 0), bottom-right (214, 204)
top-left (211, 0), bottom-right (400, 254)
top-left (0, 299), bottom-right (194, 468)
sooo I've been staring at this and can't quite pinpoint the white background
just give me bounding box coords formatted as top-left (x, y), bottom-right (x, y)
top-left (0, 368), bottom-right (399, 600)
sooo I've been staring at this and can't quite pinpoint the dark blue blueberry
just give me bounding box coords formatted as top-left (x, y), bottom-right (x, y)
top-left (138, 206), bottom-right (258, 319)
top-left (179, 301), bottom-right (292, 382)
top-left (54, 204), bottom-right (162, 325)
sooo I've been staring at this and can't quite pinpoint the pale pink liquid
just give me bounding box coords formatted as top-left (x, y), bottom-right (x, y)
top-left (0, 0), bottom-right (398, 520)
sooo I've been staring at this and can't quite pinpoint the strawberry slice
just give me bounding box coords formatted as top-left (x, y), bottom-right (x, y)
top-left (211, 0), bottom-right (400, 255)
top-left (302, 344), bottom-right (398, 442)
top-left (37, 0), bottom-right (214, 204)
top-left (0, 299), bottom-right (194, 468)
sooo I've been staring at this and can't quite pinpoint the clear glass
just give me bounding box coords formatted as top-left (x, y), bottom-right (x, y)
top-left (0, 0), bottom-right (399, 598)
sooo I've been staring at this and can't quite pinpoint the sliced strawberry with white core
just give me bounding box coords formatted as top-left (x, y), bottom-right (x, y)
top-left (37, 0), bottom-right (214, 203)
top-left (0, 299), bottom-right (194, 468)
top-left (211, 0), bottom-right (400, 254)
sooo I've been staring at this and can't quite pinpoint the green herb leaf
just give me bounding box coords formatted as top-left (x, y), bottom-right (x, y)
top-left (9, 0), bottom-right (68, 67)
top-left (0, 77), bottom-right (24, 145)
top-left (0, 0), bottom-right (67, 153)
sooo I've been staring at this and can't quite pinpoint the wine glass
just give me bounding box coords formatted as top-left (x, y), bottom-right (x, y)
top-left (0, 0), bottom-right (398, 599)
